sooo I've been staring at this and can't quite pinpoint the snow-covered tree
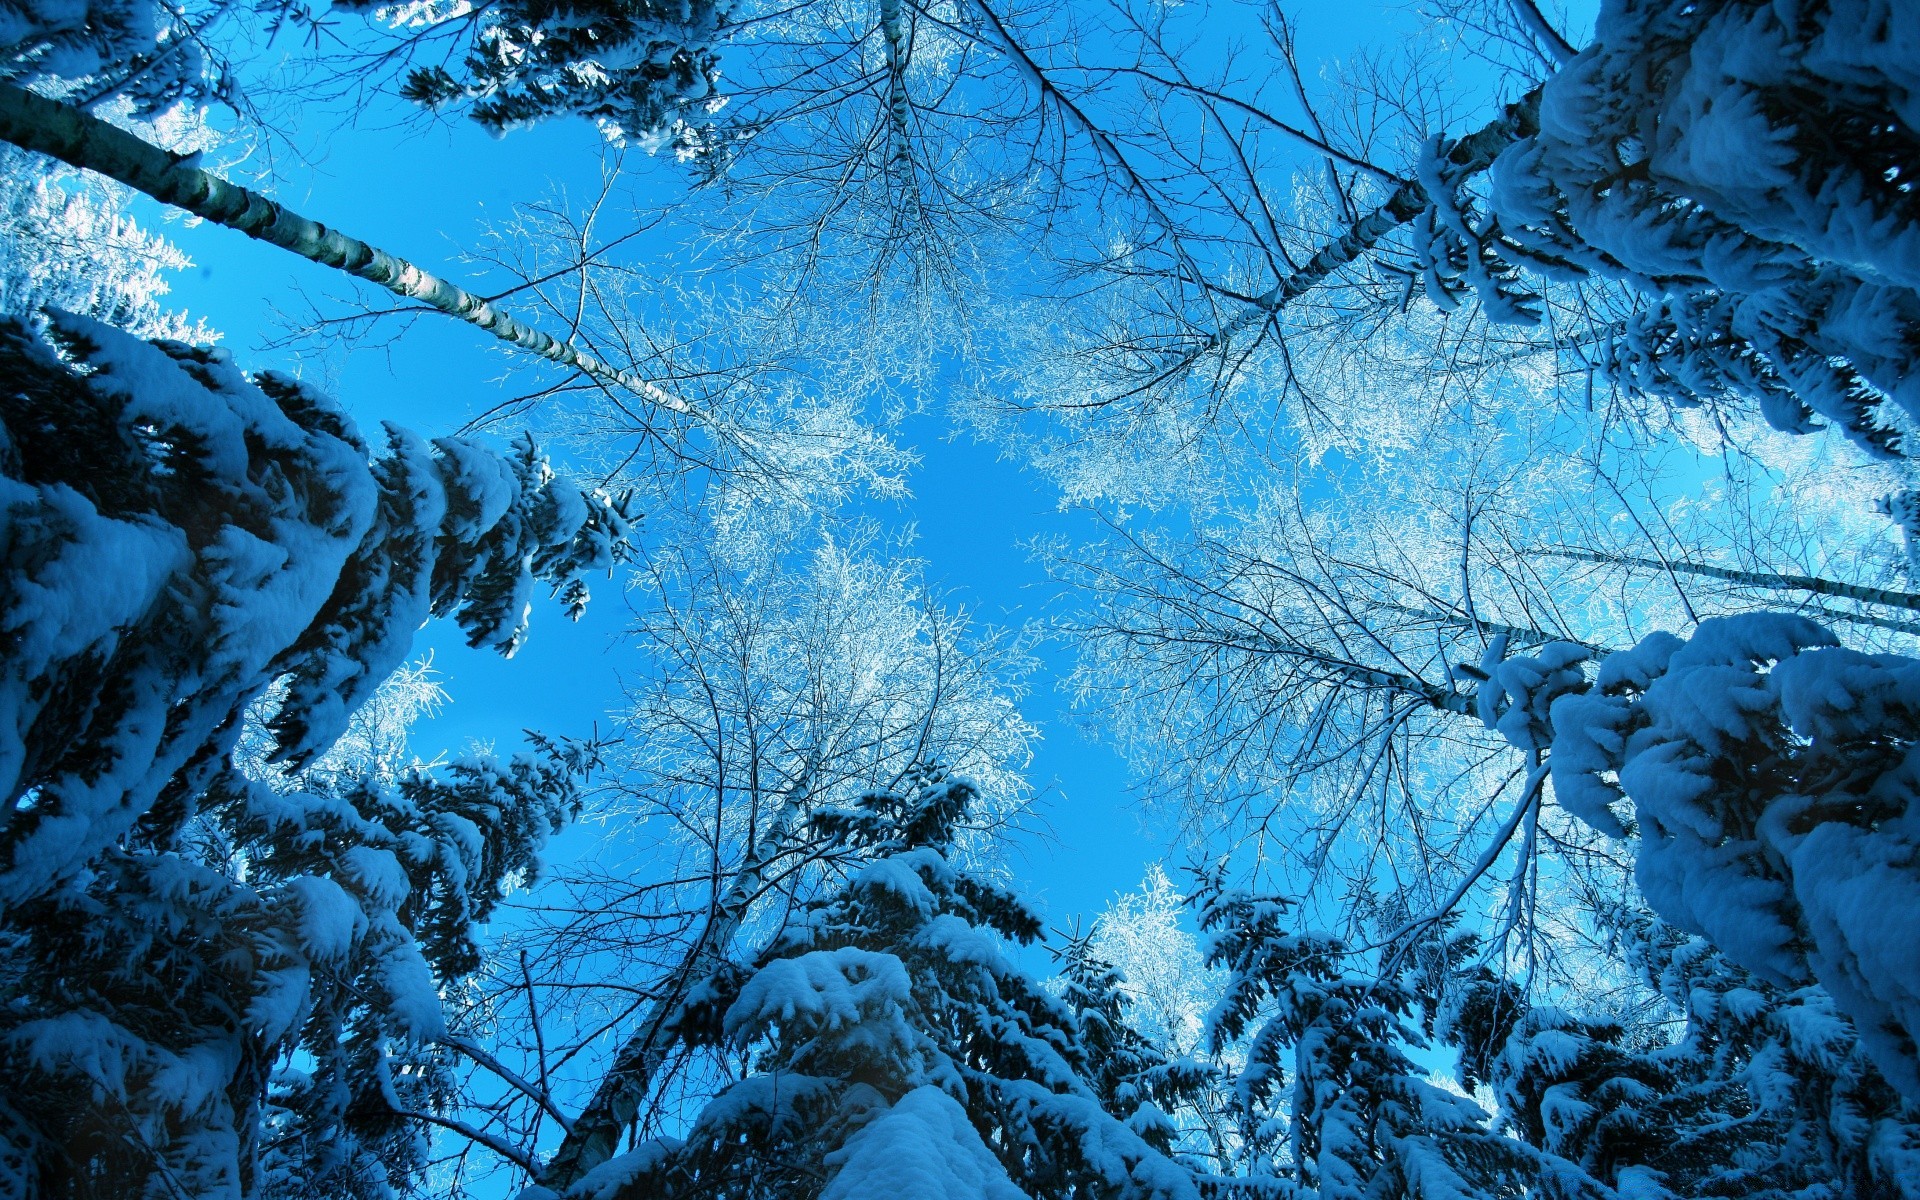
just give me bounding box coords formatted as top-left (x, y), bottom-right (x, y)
top-left (492, 529), bottom-right (1036, 1195)
top-left (1090, 866), bottom-right (1217, 1060)
top-left (391, 0), bottom-right (727, 149)
top-left (1054, 927), bottom-right (1213, 1161)
top-left (1471, 909), bottom-right (1920, 1198)
top-left (1190, 865), bottom-right (1613, 1199)
top-left (551, 770), bottom-right (1197, 1200)
top-left (1463, 0), bottom-right (1920, 453)
top-left (1515, 614), bottom-right (1920, 1101)
top-left (0, 0), bottom-right (216, 111)
top-left (0, 310), bottom-right (632, 912)
top-left (0, 308), bottom-right (630, 1198)
top-left (0, 734), bottom-right (593, 1199)
top-left (0, 127), bottom-right (211, 340)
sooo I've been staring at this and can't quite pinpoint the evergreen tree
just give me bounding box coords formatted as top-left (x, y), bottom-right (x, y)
top-left (1467, 912), bottom-right (1920, 1198)
top-left (392, 0), bottom-right (728, 148)
top-left (1425, 0), bottom-right (1920, 453)
top-left (1520, 614), bottom-right (1920, 1100)
top-left (555, 770), bottom-right (1199, 1200)
top-left (0, 310), bottom-right (632, 911)
top-left (1190, 866), bottom-right (1612, 1199)
top-left (0, 739), bottom-right (592, 1199)
top-left (1054, 928), bottom-right (1214, 1162)
top-left (0, 309), bottom-right (629, 1197)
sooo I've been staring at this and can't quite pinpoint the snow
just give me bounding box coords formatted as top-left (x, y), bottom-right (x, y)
top-left (821, 1087), bottom-right (1031, 1200)
top-left (1534, 613), bottom-right (1920, 1099)
top-left (565, 1136), bottom-right (683, 1200)
top-left (1473, 0), bottom-right (1920, 453)
top-left (724, 947), bottom-right (915, 1040)
top-left (851, 854), bottom-right (939, 916)
top-left (282, 876), bottom-right (363, 962)
top-left (340, 844), bottom-right (412, 909)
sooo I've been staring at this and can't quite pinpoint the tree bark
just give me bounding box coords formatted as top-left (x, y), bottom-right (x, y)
top-left (531, 768), bottom-right (818, 1193)
top-left (1137, 625), bottom-right (1480, 716)
top-left (1190, 87), bottom-right (1542, 357)
top-left (1372, 599), bottom-right (1608, 655)
top-left (1544, 548), bottom-right (1920, 617)
top-left (0, 83), bottom-right (690, 415)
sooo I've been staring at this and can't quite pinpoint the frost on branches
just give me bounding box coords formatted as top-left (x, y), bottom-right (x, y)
top-left (1429, 0), bottom-right (1920, 454)
top-left (0, 311), bottom-right (629, 1197)
top-left (556, 771), bottom-right (1199, 1200)
top-left (0, 142), bottom-right (211, 341)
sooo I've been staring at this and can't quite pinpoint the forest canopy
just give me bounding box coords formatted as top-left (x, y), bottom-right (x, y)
top-left (3, 0), bottom-right (1920, 1196)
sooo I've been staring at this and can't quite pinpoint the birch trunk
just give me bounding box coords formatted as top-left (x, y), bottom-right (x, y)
top-left (1187, 88), bottom-right (1542, 358)
top-left (0, 83), bottom-right (689, 415)
top-left (1543, 549), bottom-right (1920, 617)
top-left (878, 0), bottom-right (914, 175)
top-left (1164, 627), bottom-right (1478, 716)
top-left (1371, 599), bottom-right (1608, 655)
top-left (531, 770), bottom-right (818, 1193)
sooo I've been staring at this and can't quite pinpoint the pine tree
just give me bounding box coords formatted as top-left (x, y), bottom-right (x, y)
top-left (390, 0), bottom-right (728, 148)
top-left (557, 770), bottom-right (1199, 1200)
top-left (1426, 0), bottom-right (1920, 453)
top-left (0, 310), bottom-right (632, 911)
top-left (0, 0), bottom-right (215, 112)
top-left (1189, 866), bottom-right (1613, 1199)
top-left (1463, 911), bottom-right (1920, 1198)
top-left (1054, 929), bottom-right (1214, 1162)
top-left (0, 736), bottom-right (595, 1199)
top-left (1531, 614), bottom-right (1920, 1101)
top-left (0, 310), bottom-right (629, 1197)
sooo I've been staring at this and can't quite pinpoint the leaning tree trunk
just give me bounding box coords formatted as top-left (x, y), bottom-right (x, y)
top-left (1171, 627), bottom-right (1482, 717)
top-left (0, 83), bottom-right (689, 415)
top-left (1543, 548), bottom-right (1920, 617)
top-left (1182, 87), bottom-right (1542, 362)
top-left (531, 767), bottom-right (819, 1194)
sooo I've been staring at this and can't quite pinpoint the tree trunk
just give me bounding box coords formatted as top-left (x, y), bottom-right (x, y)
top-left (531, 768), bottom-right (818, 1193)
top-left (1543, 548), bottom-right (1920, 617)
top-left (1187, 88), bottom-right (1542, 359)
top-left (1155, 626), bottom-right (1480, 716)
top-left (1372, 599), bottom-right (1608, 655)
top-left (0, 83), bottom-right (689, 415)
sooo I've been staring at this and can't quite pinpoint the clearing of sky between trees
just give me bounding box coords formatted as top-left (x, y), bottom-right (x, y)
top-left (3, 0), bottom-right (1920, 1197)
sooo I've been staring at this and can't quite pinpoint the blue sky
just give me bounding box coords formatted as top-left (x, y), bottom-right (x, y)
top-left (143, 99), bottom-right (1177, 931)
top-left (136, 0), bottom-right (1590, 934)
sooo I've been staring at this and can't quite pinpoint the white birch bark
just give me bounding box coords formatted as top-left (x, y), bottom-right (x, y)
top-left (1544, 548), bottom-right (1920, 617)
top-left (0, 83), bottom-right (691, 416)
